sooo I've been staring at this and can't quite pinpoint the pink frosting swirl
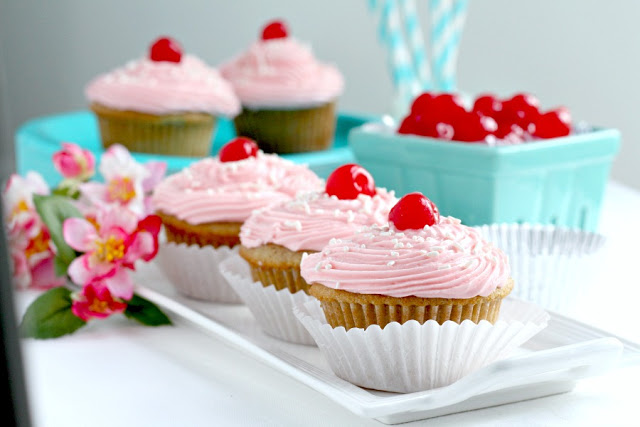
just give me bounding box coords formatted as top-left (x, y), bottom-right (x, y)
top-left (152, 153), bottom-right (323, 224)
top-left (220, 38), bottom-right (344, 108)
top-left (300, 217), bottom-right (510, 299)
top-left (240, 189), bottom-right (398, 252)
top-left (85, 55), bottom-right (241, 117)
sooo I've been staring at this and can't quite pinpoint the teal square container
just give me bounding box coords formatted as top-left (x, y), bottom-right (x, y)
top-left (349, 124), bottom-right (621, 231)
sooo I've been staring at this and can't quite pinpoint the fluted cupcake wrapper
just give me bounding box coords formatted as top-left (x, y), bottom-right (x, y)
top-left (245, 262), bottom-right (310, 295)
top-left (293, 298), bottom-right (549, 393)
top-left (219, 254), bottom-right (316, 345)
top-left (473, 223), bottom-right (607, 314)
top-left (156, 242), bottom-right (242, 304)
top-left (92, 104), bottom-right (216, 157)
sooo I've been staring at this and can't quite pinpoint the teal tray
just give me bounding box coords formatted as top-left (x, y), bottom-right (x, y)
top-left (349, 124), bottom-right (621, 231)
top-left (15, 110), bottom-right (374, 187)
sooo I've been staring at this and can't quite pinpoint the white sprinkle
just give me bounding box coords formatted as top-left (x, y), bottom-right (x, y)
top-left (423, 224), bottom-right (431, 230)
top-left (334, 209), bottom-right (341, 218)
top-left (303, 202), bottom-right (311, 214)
top-left (343, 246), bottom-right (349, 252)
top-left (391, 238), bottom-right (398, 244)
top-left (347, 210), bottom-right (355, 223)
top-left (335, 282), bottom-right (340, 289)
top-left (431, 246), bottom-right (444, 251)
top-left (387, 260), bottom-right (396, 266)
top-left (438, 264), bottom-right (451, 270)
top-left (360, 244), bottom-right (366, 249)
top-left (395, 232), bottom-right (405, 238)
top-left (412, 235), bottom-right (425, 243)
top-left (419, 250), bottom-right (428, 255)
top-left (406, 242), bottom-right (413, 248)
top-left (316, 209), bottom-right (325, 214)
top-left (314, 262), bottom-right (322, 272)
top-left (324, 263), bottom-right (333, 270)
top-left (284, 220), bottom-right (302, 231)
top-left (390, 251), bottom-right (399, 257)
top-left (380, 231), bottom-right (392, 236)
top-left (452, 241), bottom-right (465, 252)
top-left (206, 188), bottom-right (214, 195)
top-left (426, 251), bottom-right (440, 257)
top-left (394, 242), bottom-right (405, 249)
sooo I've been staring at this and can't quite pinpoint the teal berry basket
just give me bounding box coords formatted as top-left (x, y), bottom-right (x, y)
top-left (15, 110), bottom-right (375, 187)
top-left (349, 122), bottom-right (621, 231)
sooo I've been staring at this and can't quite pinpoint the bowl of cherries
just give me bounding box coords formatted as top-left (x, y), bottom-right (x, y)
top-left (348, 91), bottom-right (620, 231)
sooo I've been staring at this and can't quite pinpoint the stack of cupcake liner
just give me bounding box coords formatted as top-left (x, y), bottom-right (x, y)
top-left (156, 242), bottom-right (243, 304)
top-left (293, 298), bottom-right (549, 393)
top-left (219, 255), bottom-right (316, 345)
top-left (473, 223), bottom-right (607, 314)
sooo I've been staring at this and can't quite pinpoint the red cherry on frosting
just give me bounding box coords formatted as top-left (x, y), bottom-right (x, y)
top-left (389, 192), bottom-right (440, 230)
top-left (261, 20), bottom-right (288, 40)
top-left (149, 37), bottom-right (182, 63)
top-left (218, 137), bottom-right (259, 162)
top-left (531, 107), bottom-right (572, 139)
top-left (325, 164), bottom-right (376, 200)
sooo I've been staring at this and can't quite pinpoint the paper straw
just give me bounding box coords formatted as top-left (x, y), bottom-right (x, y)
top-left (400, 0), bottom-right (432, 90)
top-left (429, 0), bottom-right (468, 91)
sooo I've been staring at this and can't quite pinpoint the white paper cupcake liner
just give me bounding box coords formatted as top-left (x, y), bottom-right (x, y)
top-left (156, 242), bottom-right (242, 304)
top-left (473, 223), bottom-right (607, 314)
top-left (293, 298), bottom-right (549, 393)
top-left (219, 254), bottom-right (316, 345)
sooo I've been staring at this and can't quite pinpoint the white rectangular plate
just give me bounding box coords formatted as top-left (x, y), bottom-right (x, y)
top-left (134, 263), bottom-right (640, 424)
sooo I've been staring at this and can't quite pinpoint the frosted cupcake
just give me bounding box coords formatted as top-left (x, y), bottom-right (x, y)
top-left (301, 192), bottom-right (514, 330)
top-left (219, 164), bottom-right (396, 344)
top-left (152, 137), bottom-right (323, 302)
top-left (220, 20), bottom-right (344, 154)
top-left (239, 164), bottom-right (397, 294)
top-left (85, 36), bottom-right (240, 156)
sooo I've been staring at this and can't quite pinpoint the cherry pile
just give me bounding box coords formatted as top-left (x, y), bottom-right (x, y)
top-left (398, 92), bottom-right (572, 143)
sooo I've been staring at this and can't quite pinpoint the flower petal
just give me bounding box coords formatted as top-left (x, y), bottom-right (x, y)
top-left (104, 268), bottom-right (134, 300)
top-left (63, 218), bottom-right (97, 251)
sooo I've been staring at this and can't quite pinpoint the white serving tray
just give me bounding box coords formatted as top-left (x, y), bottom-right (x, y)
top-left (134, 263), bottom-right (639, 424)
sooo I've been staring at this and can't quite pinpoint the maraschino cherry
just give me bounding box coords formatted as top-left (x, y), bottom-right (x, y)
top-left (261, 20), bottom-right (288, 40)
top-left (388, 192), bottom-right (440, 230)
top-left (531, 107), bottom-right (572, 139)
top-left (149, 37), bottom-right (182, 63)
top-left (325, 164), bottom-right (376, 200)
top-left (218, 137), bottom-right (259, 162)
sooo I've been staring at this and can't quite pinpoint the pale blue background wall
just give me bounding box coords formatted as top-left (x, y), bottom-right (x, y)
top-left (1, 0), bottom-right (638, 188)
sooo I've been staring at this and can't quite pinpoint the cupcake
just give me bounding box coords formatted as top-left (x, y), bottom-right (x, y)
top-left (85, 36), bottom-right (240, 157)
top-left (301, 192), bottom-right (514, 330)
top-left (218, 164), bottom-right (396, 344)
top-left (152, 137), bottom-right (323, 302)
top-left (238, 164), bottom-right (397, 294)
top-left (220, 20), bottom-right (344, 154)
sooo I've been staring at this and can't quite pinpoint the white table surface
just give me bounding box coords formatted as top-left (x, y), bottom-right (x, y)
top-left (14, 180), bottom-right (640, 427)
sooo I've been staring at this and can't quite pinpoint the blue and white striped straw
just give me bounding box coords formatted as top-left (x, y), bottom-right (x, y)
top-left (429, 0), bottom-right (468, 91)
top-left (369, 0), bottom-right (421, 116)
top-left (399, 0), bottom-right (432, 91)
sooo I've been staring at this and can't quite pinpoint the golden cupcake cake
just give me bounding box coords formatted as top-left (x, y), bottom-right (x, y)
top-left (239, 164), bottom-right (397, 294)
top-left (85, 36), bottom-right (240, 156)
top-left (151, 137), bottom-right (322, 302)
top-left (220, 20), bottom-right (344, 154)
top-left (301, 192), bottom-right (514, 330)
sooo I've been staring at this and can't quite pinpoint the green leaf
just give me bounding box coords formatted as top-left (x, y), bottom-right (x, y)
top-left (124, 294), bottom-right (172, 327)
top-left (19, 287), bottom-right (86, 339)
top-left (32, 194), bottom-right (83, 277)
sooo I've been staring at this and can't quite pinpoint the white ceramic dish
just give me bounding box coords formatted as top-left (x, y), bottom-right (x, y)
top-left (135, 263), bottom-right (638, 424)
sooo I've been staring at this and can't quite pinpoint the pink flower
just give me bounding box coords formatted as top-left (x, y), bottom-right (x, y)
top-left (52, 142), bottom-right (96, 181)
top-left (63, 206), bottom-right (161, 299)
top-left (79, 144), bottom-right (166, 216)
top-left (71, 280), bottom-right (127, 321)
top-left (2, 172), bottom-right (65, 290)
